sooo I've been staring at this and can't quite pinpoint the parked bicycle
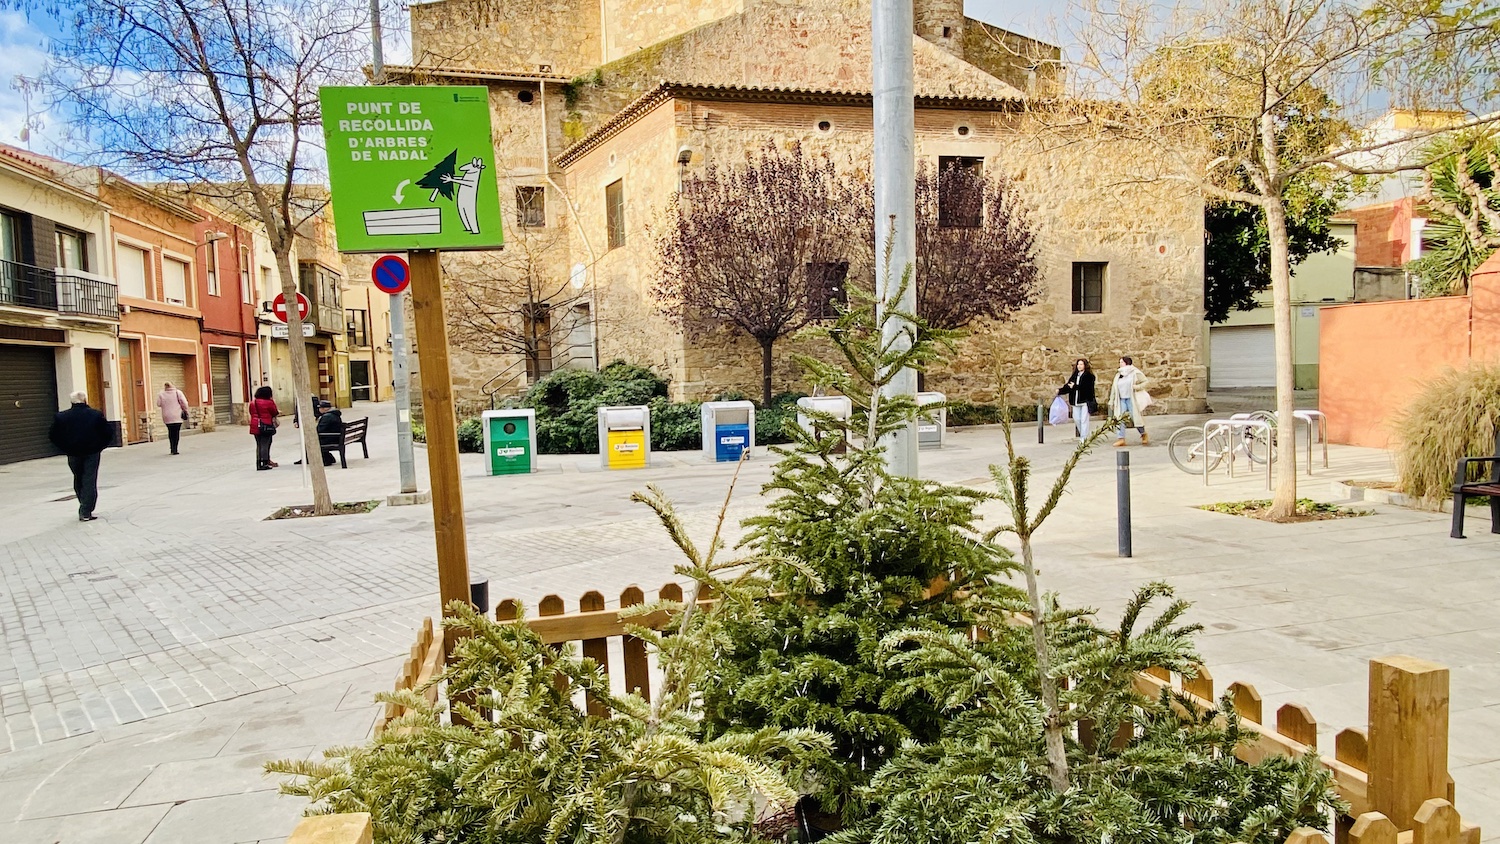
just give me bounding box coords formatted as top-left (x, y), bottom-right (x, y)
top-left (1168, 412), bottom-right (1277, 474)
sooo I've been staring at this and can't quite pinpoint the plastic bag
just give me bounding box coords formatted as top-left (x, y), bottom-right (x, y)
top-left (1048, 395), bottom-right (1071, 425)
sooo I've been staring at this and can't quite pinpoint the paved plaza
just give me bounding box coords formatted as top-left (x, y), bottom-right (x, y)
top-left (0, 399), bottom-right (1497, 842)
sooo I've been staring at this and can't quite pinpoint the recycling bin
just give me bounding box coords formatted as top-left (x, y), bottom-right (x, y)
top-left (598, 404), bottom-right (651, 470)
top-left (701, 400), bottom-right (755, 462)
top-left (482, 409), bottom-right (537, 475)
top-left (916, 391), bottom-right (946, 449)
top-left (796, 395), bottom-right (852, 454)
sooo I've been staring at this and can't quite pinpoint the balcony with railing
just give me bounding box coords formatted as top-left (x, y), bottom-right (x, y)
top-left (57, 270), bottom-right (120, 319)
top-left (0, 259), bottom-right (119, 320)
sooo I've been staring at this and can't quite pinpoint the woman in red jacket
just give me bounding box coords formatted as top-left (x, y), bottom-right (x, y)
top-left (249, 386), bottom-right (280, 470)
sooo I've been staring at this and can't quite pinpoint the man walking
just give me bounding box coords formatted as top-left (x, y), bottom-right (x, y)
top-left (49, 391), bottom-right (114, 522)
top-left (156, 380), bottom-right (190, 455)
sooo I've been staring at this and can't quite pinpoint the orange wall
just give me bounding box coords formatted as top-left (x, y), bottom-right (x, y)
top-left (1320, 298), bottom-right (1469, 447)
top-left (1320, 251), bottom-right (1500, 447)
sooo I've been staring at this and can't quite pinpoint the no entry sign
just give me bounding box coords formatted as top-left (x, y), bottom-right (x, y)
top-left (272, 292), bottom-right (311, 324)
top-left (372, 255), bottom-right (411, 295)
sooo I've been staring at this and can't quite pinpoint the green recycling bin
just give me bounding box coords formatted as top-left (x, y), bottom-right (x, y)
top-left (482, 409), bottom-right (537, 476)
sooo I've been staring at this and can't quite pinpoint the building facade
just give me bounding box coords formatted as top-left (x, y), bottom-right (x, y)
top-left (396, 0), bottom-right (1209, 412)
top-left (192, 207), bottom-right (258, 427)
top-left (0, 145), bottom-right (121, 464)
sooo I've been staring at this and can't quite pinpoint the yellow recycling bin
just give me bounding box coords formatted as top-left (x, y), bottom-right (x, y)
top-left (598, 405), bottom-right (651, 470)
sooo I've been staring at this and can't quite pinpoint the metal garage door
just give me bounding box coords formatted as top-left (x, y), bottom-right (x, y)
top-left (1209, 325), bottom-right (1276, 388)
top-left (0, 345), bottom-right (60, 464)
top-left (149, 353), bottom-right (191, 406)
top-left (209, 349), bottom-right (233, 424)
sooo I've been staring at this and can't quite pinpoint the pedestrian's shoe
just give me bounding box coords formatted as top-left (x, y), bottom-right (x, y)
top-left (1113, 438), bottom-right (1126, 447)
top-left (79, 514), bottom-right (98, 522)
top-left (1141, 433), bottom-right (1151, 446)
top-left (268, 461), bottom-right (279, 468)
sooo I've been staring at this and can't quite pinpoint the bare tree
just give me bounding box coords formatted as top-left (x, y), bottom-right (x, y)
top-left (1059, 0), bottom-right (1498, 520)
top-left (32, 0), bottom-right (369, 515)
top-left (915, 161), bottom-right (1043, 335)
top-left (444, 222), bottom-right (593, 383)
top-left (654, 142), bottom-right (865, 405)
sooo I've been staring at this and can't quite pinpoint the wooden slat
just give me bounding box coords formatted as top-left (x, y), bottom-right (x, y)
top-left (1279, 703), bottom-right (1319, 749)
top-left (1227, 681), bottom-right (1263, 723)
top-left (540, 595), bottom-right (568, 693)
top-left (415, 628), bottom-right (443, 705)
top-left (496, 599), bottom-right (518, 621)
top-left (1413, 799), bottom-right (1460, 844)
top-left (285, 812), bottom-right (373, 844)
top-left (1349, 813), bottom-right (1398, 844)
top-left (659, 583), bottom-right (684, 603)
top-left (1145, 666), bottom-right (1170, 682)
top-left (1183, 664), bottom-right (1213, 700)
top-left (580, 591), bottom-right (610, 718)
top-left (1337, 728), bottom-right (1370, 772)
top-left (620, 586), bottom-right (650, 701)
top-left (1287, 830), bottom-right (1332, 844)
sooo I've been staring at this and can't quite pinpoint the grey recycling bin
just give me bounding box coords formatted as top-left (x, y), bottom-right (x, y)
top-left (917, 391), bottom-right (946, 449)
top-left (796, 395), bottom-right (852, 454)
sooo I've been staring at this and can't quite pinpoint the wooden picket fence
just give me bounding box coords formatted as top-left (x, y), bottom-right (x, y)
top-left (288, 583), bottom-right (1484, 844)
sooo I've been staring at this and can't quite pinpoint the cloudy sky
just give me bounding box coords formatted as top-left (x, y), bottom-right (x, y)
top-left (0, 2), bottom-right (1065, 157)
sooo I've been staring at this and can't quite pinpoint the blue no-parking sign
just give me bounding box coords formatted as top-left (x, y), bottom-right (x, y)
top-left (372, 254), bottom-right (411, 295)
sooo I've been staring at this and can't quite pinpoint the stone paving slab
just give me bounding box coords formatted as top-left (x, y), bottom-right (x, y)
top-left (0, 400), bottom-right (1497, 841)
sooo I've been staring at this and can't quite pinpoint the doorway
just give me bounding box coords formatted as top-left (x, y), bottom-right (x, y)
top-left (85, 349), bottom-right (106, 410)
top-left (350, 360), bottom-right (371, 402)
top-left (118, 339), bottom-right (145, 443)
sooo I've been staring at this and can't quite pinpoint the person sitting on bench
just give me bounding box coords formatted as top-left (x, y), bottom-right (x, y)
top-left (315, 400), bottom-right (345, 467)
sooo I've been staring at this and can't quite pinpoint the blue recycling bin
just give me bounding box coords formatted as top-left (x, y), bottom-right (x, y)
top-left (700, 401), bottom-right (755, 463)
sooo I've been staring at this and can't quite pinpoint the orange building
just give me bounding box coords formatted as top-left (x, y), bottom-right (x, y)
top-left (100, 176), bottom-right (209, 443)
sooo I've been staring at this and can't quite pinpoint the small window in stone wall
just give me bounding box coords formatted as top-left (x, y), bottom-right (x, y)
top-left (518, 90), bottom-right (535, 104)
top-left (816, 119), bottom-right (833, 134)
top-left (605, 179), bottom-right (626, 250)
top-left (1071, 262), bottom-right (1106, 314)
top-left (806, 261), bottom-right (849, 320)
top-left (516, 186), bottom-right (545, 228)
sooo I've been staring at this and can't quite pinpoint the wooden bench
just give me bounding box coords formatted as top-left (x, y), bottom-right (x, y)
top-left (1450, 426), bottom-right (1500, 539)
top-left (319, 417), bottom-right (369, 469)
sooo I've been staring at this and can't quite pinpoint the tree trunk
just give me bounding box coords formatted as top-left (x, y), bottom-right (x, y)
top-left (759, 338), bottom-right (774, 406)
top-left (274, 249), bottom-right (334, 516)
top-left (1020, 533), bottom-right (1070, 792)
top-left (1263, 198), bottom-right (1299, 521)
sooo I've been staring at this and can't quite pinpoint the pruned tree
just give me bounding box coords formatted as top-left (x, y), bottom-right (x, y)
top-left (1061, 0), bottom-right (1499, 520)
top-left (444, 220), bottom-right (593, 384)
top-left (30, 0), bottom-right (369, 515)
top-left (654, 142), bottom-right (864, 405)
top-left (914, 161), bottom-right (1043, 333)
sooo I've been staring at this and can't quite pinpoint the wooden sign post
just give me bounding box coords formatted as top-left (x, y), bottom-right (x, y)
top-left (408, 250), bottom-right (472, 646)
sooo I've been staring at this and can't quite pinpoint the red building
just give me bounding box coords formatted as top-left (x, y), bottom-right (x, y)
top-left (193, 209), bottom-right (258, 426)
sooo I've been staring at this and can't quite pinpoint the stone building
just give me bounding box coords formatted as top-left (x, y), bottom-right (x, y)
top-left (395, 0), bottom-right (1208, 412)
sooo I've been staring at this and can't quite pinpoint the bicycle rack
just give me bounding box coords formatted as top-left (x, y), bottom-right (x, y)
top-left (1232, 410), bottom-right (1329, 475)
top-left (1202, 419), bottom-right (1275, 490)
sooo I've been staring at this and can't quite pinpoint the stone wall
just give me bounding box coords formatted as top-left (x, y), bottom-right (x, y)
top-left (576, 97), bottom-right (1206, 413)
top-left (602, 0), bottom-right (742, 61)
top-left (960, 19), bottom-right (1064, 97)
top-left (410, 0), bottom-right (603, 76)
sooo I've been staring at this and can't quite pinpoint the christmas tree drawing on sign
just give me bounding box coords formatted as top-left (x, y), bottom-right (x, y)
top-left (362, 148), bottom-right (486, 237)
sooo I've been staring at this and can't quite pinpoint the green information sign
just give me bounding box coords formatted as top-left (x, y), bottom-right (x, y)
top-left (319, 85), bottom-right (504, 253)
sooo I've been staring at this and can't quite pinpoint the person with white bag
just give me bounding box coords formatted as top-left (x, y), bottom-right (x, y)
top-left (1057, 358), bottom-right (1098, 440)
top-left (1109, 356), bottom-right (1152, 447)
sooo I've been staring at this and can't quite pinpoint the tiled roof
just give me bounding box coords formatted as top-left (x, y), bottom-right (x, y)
top-left (553, 81), bottom-right (1026, 168)
top-left (378, 64), bottom-right (571, 83)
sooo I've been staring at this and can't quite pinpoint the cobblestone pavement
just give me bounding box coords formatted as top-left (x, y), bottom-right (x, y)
top-left (1, 401), bottom-right (1498, 842)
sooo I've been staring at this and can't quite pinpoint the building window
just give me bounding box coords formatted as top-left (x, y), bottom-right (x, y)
top-left (114, 242), bottom-right (149, 299)
top-left (260, 267), bottom-right (272, 303)
top-left (205, 240), bottom-right (220, 296)
top-left (517, 186), bottom-right (545, 228)
top-left (605, 179), bottom-right (625, 250)
top-left (807, 261), bottom-right (849, 320)
top-left (346, 308), bottom-right (370, 347)
top-left (240, 246), bottom-right (252, 304)
top-left (56, 228), bottom-right (87, 271)
top-left (937, 156), bottom-right (984, 228)
top-left (162, 256), bottom-right (189, 305)
top-left (1071, 262), bottom-right (1106, 314)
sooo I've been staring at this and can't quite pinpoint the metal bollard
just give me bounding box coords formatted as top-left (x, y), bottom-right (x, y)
top-left (1037, 402), bottom-right (1044, 444)
top-left (1117, 451), bottom-right (1132, 558)
top-left (469, 577), bottom-right (490, 614)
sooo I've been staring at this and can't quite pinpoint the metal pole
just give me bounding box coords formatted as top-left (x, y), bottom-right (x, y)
top-left (873, 0), bottom-right (917, 478)
top-left (391, 291), bottom-right (417, 494)
top-left (1117, 450), bottom-right (1132, 558)
top-left (370, 0), bottom-right (417, 496)
top-left (1037, 401), bottom-right (1044, 444)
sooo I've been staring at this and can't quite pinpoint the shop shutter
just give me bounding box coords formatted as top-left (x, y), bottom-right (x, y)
top-left (1209, 325), bottom-right (1276, 388)
top-left (210, 349), bottom-right (233, 424)
top-left (0, 345), bottom-right (60, 463)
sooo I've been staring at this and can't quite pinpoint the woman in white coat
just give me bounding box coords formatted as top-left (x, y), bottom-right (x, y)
top-left (1108, 356), bottom-right (1151, 447)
